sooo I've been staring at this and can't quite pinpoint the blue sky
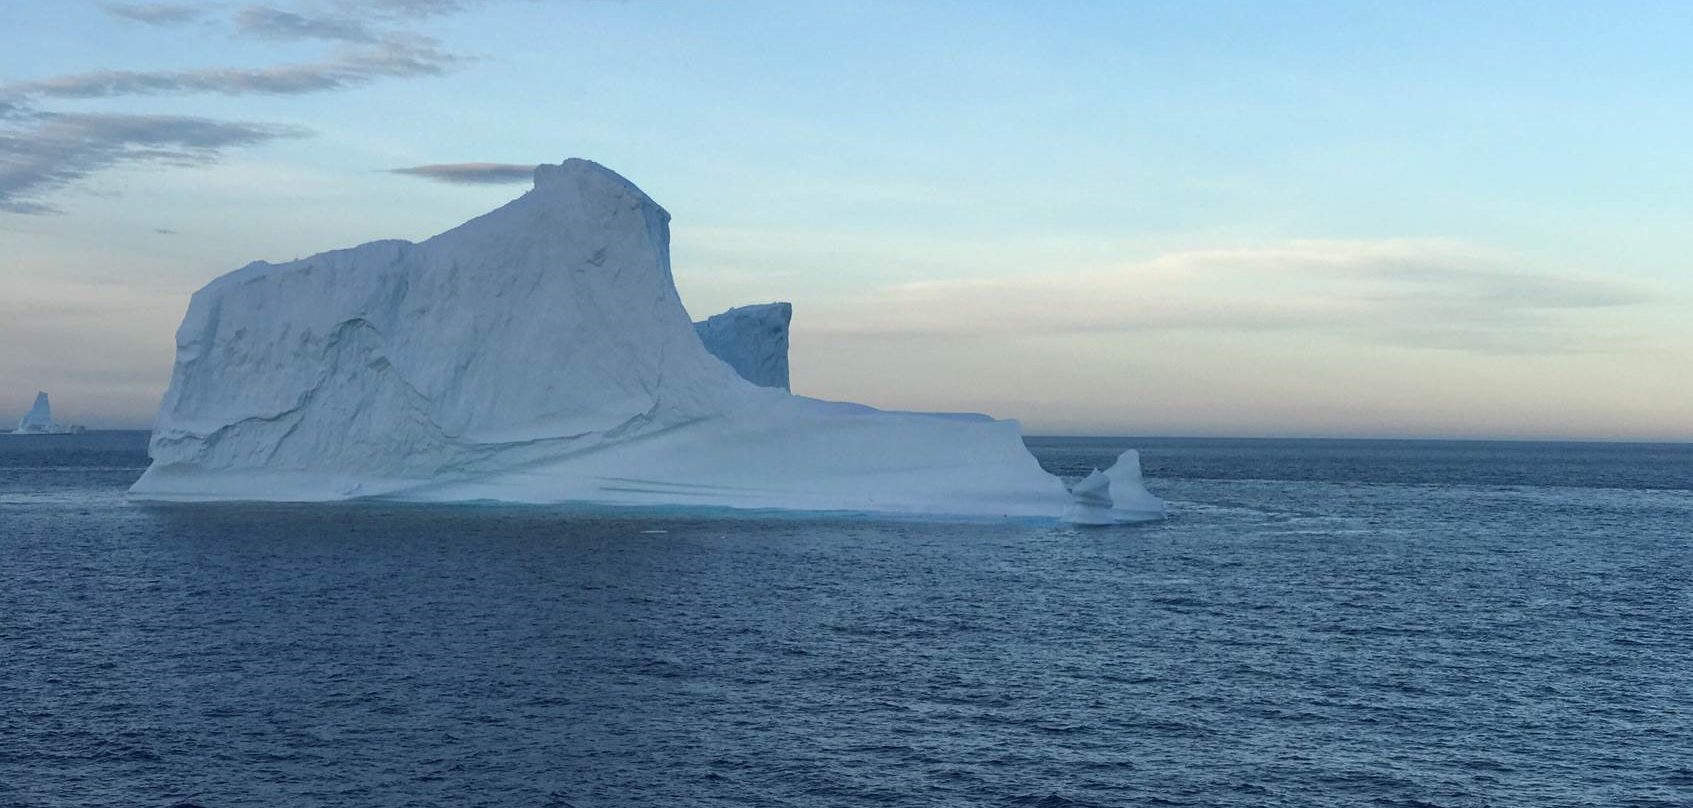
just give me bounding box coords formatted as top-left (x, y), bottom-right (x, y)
top-left (3, 0), bottom-right (1690, 438)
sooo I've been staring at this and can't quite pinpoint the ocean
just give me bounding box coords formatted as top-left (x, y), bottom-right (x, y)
top-left (2, 431), bottom-right (1690, 807)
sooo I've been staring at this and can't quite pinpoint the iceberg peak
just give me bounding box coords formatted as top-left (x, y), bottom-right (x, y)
top-left (527, 158), bottom-right (670, 220)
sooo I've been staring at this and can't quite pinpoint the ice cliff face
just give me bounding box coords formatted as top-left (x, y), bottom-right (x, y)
top-left (695, 302), bottom-right (791, 390)
top-left (131, 158), bottom-right (1163, 522)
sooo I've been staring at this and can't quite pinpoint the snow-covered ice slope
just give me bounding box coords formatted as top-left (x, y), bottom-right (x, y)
top-left (131, 158), bottom-right (1162, 522)
top-left (695, 302), bottom-right (791, 390)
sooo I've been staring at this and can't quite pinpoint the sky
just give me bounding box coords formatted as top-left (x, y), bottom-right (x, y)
top-left (2, 0), bottom-right (1690, 440)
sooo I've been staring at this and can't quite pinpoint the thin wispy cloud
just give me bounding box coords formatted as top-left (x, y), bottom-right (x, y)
top-left (359, 0), bottom-right (476, 17)
top-left (7, 0), bottom-right (524, 213)
top-left (234, 5), bottom-right (378, 42)
top-left (0, 112), bottom-right (307, 214)
top-left (101, 2), bottom-right (212, 26)
top-left (0, 1), bottom-right (481, 213)
top-left (389, 162), bottom-right (538, 184)
top-left (2, 36), bottom-right (457, 100)
top-left (102, 1), bottom-right (479, 38)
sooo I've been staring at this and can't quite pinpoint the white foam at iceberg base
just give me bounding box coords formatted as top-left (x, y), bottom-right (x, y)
top-left (129, 158), bottom-right (1164, 524)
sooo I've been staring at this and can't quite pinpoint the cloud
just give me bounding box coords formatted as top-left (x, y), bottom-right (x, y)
top-left (364, 0), bottom-right (472, 15)
top-left (0, 1), bottom-right (481, 212)
top-left (388, 162), bottom-right (538, 184)
top-left (101, 0), bottom-right (477, 33)
top-left (1, 36), bottom-right (457, 100)
top-left (0, 112), bottom-right (308, 214)
top-left (803, 240), bottom-right (1650, 354)
top-left (101, 2), bottom-right (211, 25)
top-left (234, 5), bottom-right (377, 42)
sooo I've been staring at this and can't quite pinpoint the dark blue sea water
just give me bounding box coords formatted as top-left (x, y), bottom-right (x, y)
top-left (3, 432), bottom-right (1691, 807)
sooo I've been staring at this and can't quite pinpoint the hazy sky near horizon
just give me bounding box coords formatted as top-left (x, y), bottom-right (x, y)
top-left (3, 0), bottom-right (1690, 439)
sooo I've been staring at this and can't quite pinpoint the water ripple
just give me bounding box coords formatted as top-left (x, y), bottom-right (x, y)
top-left (1, 434), bottom-right (1689, 806)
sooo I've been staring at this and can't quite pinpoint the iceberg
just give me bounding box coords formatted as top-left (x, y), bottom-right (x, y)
top-left (12, 391), bottom-right (83, 435)
top-left (130, 158), bottom-right (1164, 523)
top-left (695, 302), bottom-right (791, 390)
top-left (1103, 450), bottom-right (1167, 522)
top-left (1063, 469), bottom-right (1116, 526)
top-left (1062, 452), bottom-right (1165, 526)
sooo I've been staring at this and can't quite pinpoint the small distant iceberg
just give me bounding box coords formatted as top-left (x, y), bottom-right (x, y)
top-left (1064, 451), bottom-right (1166, 526)
top-left (12, 391), bottom-right (84, 435)
top-left (129, 158), bottom-right (1164, 525)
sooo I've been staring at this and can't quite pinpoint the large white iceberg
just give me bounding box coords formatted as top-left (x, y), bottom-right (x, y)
top-left (130, 158), bottom-right (1163, 523)
top-left (13, 391), bottom-right (83, 435)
